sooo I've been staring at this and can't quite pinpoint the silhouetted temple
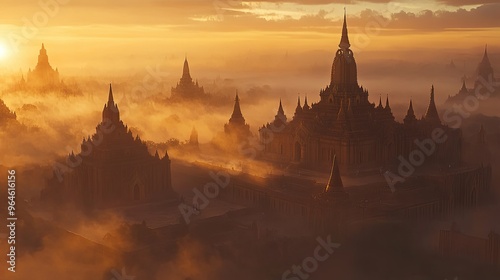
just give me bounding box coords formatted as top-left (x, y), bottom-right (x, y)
top-left (224, 92), bottom-right (252, 140)
top-left (447, 46), bottom-right (499, 103)
top-left (43, 85), bottom-right (175, 208)
top-left (171, 57), bottom-right (205, 99)
top-left (27, 43), bottom-right (60, 87)
top-left (259, 12), bottom-right (461, 171)
top-left (0, 99), bottom-right (17, 127)
top-left (6, 43), bottom-right (81, 95)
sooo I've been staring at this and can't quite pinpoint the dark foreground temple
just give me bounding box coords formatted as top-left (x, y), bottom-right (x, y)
top-left (43, 85), bottom-right (176, 208)
top-left (259, 13), bottom-right (461, 172)
top-left (217, 12), bottom-right (492, 235)
top-left (0, 99), bottom-right (18, 127)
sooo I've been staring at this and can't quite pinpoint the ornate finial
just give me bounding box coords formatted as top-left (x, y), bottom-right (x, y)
top-left (339, 8), bottom-right (351, 50)
top-left (108, 84), bottom-right (114, 105)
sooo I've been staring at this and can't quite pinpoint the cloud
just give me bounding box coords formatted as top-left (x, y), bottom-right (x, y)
top-left (387, 3), bottom-right (500, 29)
top-left (436, 0), bottom-right (498, 6)
top-left (2, 1), bottom-right (500, 32)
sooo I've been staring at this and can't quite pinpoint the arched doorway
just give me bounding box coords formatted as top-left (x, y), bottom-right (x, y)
top-left (295, 142), bottom-right (302, 162)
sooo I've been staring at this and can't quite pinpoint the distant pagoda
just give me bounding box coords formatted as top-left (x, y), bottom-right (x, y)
top-left (7, 43), bottom-right (81, 95)
top-left (27, 43), bottom-right (60, 87)
top-left (447, 46), bottom-right (499, 103)
top-left (171, 57), bottom-right (206, 100)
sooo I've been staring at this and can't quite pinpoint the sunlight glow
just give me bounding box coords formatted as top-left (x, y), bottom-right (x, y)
top-left (0, 42), bottom-right (9, 60)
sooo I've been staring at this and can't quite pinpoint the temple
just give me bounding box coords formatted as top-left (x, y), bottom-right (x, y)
top-left (171, 57), bottom-right (206, 99)
top-left (0, 99), bottom-right (18, 127)
top-left (259, 12), bottom-right (461, 172)
top-left (6, 43), bottom-right (81, 95)
top-left (447, 46), bottom-right (499, 103)
top-left (27, 43), bottom-right (60, 87)
top-left (43, 85), bottom-right (176, 209)
top-left (224, 92), bottom-right (252, 140)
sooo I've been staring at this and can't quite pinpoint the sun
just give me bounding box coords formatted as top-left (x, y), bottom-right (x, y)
top-left (0, 42), bottom-right (9, 60)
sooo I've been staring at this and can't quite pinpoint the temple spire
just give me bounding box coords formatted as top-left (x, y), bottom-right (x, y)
top-left (404, 99), bottom-right (416, 124)
top-left (303, 95), bottom-right (310, 110)
top-left (182, 57), bottom-right (192, 81)
top-left (424, 85), bottom-right (440, 123)
top-left (274, 99), bottom-right (288, 124)
top-left (102, 84), bottom-right (120, 123)
top-left (377, 95), bottom-right (383, 108)
top-left (229, 91), bottom-right (245, 124)
top-left (385, 95), bottom-right (390, 109)
top-left (278, 99), bottom-right (285, 115)
top-left (325, 154), bottom-right (344, 193)
top-left (107, 84), bottom-right (115, 106)
top-left (339, 8), bottom-right (351, 50)
top-left (294, 95), bottom-right (302, 117)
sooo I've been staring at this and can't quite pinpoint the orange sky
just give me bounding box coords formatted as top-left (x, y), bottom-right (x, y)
top-left (0, 0), bottom-right (498, 76)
